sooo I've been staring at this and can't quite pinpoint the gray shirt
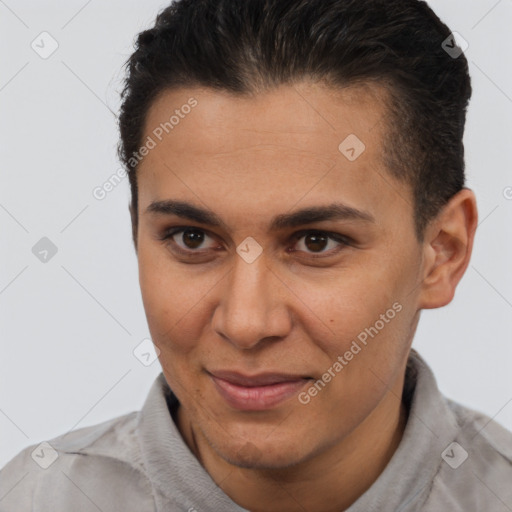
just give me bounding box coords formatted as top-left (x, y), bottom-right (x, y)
top-left (1, 348), bottom-right (511, 511)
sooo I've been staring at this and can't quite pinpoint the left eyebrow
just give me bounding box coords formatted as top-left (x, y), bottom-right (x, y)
top-left (269, 203), bottom-right (375, 230)
top-left (145, 199), bottom-right (375, 231)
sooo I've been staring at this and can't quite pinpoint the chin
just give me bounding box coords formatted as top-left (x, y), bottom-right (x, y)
top-left (206, 428), bottom-right (312, 470)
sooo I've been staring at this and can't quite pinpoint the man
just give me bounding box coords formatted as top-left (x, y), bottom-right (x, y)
top-left (1, 0), bottom-right (511, 511)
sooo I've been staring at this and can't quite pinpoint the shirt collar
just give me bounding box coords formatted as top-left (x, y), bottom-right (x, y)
top-left (137, 349), bottom-right (459, 511)
top-left (346, 348), bottom-right (460, 511)
top-left (137, 372), bottom-right (248, 511)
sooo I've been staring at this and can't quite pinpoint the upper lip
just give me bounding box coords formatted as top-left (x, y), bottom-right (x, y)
top-left (208, 370), bottom-right (311, 387)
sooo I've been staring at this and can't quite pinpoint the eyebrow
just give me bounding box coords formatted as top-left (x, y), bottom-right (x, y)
top-left (145, 199), bottom-right (375, 230)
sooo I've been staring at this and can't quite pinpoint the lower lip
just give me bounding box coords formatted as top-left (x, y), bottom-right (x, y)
top-left (210, 375), bottom-right (311, 411)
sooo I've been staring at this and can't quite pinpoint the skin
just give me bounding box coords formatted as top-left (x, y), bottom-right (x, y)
top-left (130, 81), bottom-right (478, 512)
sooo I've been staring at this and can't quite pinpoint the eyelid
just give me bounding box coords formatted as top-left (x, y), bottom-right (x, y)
top-left (290, 228), bottom-right (353, 245)
top-left (158, 226), bottom-right (220, 253)
top-left (159, 225), bottom-right (353, 261)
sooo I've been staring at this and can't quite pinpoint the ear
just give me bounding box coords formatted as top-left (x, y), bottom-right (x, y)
top-left (417, 188), bottom-right (478, 309)
top-left (129, 201), bottom-right (138, 254)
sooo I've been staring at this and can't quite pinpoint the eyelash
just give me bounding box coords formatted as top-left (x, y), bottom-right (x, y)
top-left (158, 226), bottom-right (352, 259)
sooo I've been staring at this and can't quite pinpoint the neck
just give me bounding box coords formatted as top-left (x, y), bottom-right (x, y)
top-left (176, 368), bottom-right (409, 512)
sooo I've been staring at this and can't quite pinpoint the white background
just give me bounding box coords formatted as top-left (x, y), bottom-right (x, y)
top-left (1, 0), bottom-right (511, 468)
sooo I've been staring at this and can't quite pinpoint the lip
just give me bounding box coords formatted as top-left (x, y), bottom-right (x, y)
top-left (208, 370), bottom-right (313, 411)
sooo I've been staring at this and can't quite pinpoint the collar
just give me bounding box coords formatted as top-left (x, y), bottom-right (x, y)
top-left (346, 348), bottom-right (459, 511)
top-left (137, 349), bottom-right (458, 511)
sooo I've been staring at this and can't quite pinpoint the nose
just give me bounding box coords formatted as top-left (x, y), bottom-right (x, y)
top-left (211, 249), bottom-right (292, 350)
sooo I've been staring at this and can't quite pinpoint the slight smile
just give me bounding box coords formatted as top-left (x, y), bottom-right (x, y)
top-left (208, 371), bottom-right (314, 411)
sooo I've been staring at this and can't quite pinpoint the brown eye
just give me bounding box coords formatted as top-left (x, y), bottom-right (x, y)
top-left (303, 232), bottom-right (328, 252)
top-left (181, 228), bottom-right (205, 249)
top-left (292, 230), bottom-right (349, 257)
top-left (159, 227), bottom-right (218, 254)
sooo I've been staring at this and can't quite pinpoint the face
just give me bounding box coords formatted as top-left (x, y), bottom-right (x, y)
top-left (134, 81), bottom-right (426, 469)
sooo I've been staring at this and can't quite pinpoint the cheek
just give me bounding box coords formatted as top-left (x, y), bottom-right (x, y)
top-left (137, 242), bottom-right (221, 353)
top-left (303, 255), bottom-right (415, 370)
top-left (302, 273), bottom-right (397, 346)
top-left (300, 295), bottom-right (410, 423)
top-left (137, 245), bottom-right (188, 340)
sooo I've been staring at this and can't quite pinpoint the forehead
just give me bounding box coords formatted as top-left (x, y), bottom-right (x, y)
top-left (136, 82), bottom-right (413, 230)
top-left (142, 81), bottom-right (388, 158)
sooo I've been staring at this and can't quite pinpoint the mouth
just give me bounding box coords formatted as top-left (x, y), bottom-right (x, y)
top-left (208, 370), bottom-right (313, 411)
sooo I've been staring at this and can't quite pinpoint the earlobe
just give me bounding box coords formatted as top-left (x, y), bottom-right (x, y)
top-left (417, 188), bottom-right (478, 310)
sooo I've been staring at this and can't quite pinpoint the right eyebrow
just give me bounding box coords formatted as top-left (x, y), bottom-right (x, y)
top-left (145, 199), bottom-right (375, 231)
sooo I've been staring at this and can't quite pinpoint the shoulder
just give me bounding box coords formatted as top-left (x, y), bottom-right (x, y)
top-left (448, 397), bottom-right (512, 463)
top-left (0, 411), bottom-right (155, 511)
top-left (424, 397), bottom-right (512, 511)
